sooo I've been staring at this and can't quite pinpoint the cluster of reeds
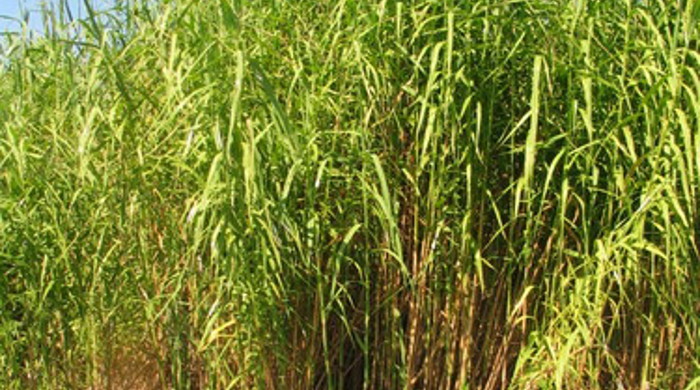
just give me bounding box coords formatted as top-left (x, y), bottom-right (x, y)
top-left (1, 0), bottom-right (698, 388)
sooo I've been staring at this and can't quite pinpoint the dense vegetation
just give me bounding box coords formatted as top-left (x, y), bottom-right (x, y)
top-left (1, 0), bottom-right (699, 388)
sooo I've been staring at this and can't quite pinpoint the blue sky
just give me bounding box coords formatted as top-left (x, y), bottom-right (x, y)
top-left (0, 0), bottom-right (110, 33)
